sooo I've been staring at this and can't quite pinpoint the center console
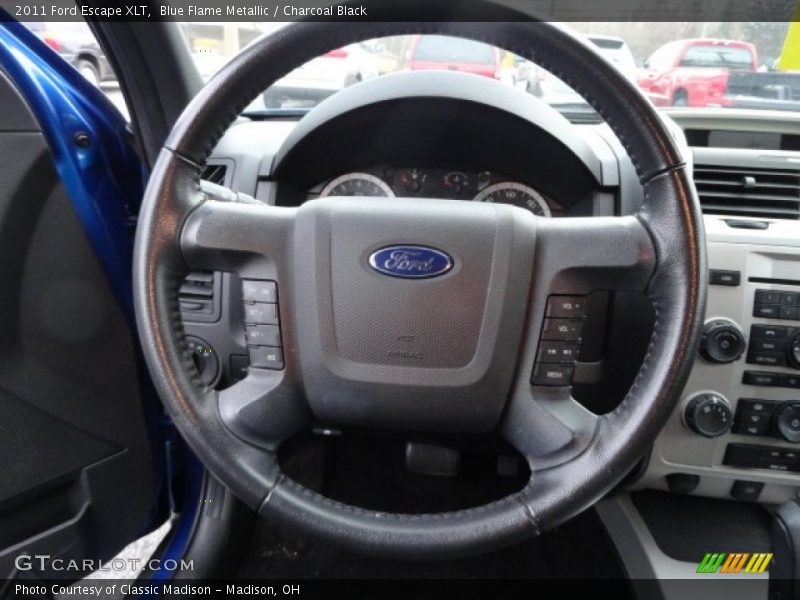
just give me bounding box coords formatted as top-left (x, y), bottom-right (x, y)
top-left (639, 216), bottom-right (800, 504)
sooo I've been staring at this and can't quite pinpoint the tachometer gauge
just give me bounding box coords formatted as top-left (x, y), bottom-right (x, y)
top-left (473, 182), bottom-right (551, 217)
top-left (320, 173), bottom-right (395, 197)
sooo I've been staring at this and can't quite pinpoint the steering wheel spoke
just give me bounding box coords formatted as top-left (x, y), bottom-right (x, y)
top-left (218, 369), bottom-right (310, 450)
top-left (534, 215), bottom-right (656, 295)
top-left (180, 195), bottom-right (296, 279)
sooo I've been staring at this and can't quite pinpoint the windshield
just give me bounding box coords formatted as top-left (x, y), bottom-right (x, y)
top-left (411, 35), bottom-right (497, 64)
top-left (171, 22), bottom-right (797, 117)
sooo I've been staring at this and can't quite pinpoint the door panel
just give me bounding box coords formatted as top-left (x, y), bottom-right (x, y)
top-left (0, 68), bottom-right (160, 579)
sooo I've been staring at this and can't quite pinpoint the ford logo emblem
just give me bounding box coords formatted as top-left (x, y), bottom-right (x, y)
top-left (368, 245), bottom-right (453, 279)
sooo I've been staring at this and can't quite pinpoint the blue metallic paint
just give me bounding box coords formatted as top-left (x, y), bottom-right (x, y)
top-left (0, 17), bottom-right (143, 320)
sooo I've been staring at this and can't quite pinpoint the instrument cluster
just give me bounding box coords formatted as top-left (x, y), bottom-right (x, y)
top-left (309, 165), bottom-right (562, 217)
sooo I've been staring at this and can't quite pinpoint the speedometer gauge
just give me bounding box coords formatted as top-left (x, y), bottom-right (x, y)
top-left (320, 173), bottom-right (394, 198)
top-left (473, 182), bottom-right (551, 217)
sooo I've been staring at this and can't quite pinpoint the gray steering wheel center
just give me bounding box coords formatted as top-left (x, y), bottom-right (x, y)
top-left (292, 197), bottom-right (535, 431)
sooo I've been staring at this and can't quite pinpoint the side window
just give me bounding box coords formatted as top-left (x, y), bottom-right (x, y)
top-left (23, 21), bottom-right (128, 118)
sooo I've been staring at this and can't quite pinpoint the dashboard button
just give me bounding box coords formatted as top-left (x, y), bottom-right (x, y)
top-left (754, 305), bottom-right (780, 319)
top-left (782, 292), bottom-right (800, 306)
top-left (780, 374), bottom-right (800, 389)
top-left (756, 290), bottom-right (781, 305)
top-left (747, 352), bottom-right (786, 367)
top-left (245, 324), bottom-right (281, 347)
top-left (531, 364), bottom-right (574, 387)
top-left (709, 269), bottom-right (740, 286)
top-left (751, 339), bottom-right (786, 353)
top-left (248, 346), bottom-right (284, 370)
top-left (751, 325), bottom-right (790, 341)
top-left (761, 448), bottom-right (791, 471)
top-left (545, 296), bottom-right (586, 319)
top-left (537, 341), bottom-right (580, 364)
top-left (737, 399), bottom-right (778, 415)
top-left (242, 280), bottom-right (277, 303)
top-left (743, 371), bottom-right (780, 387)
top-left (244, 303), bottom-right (279, 325)
top-left (780, 306), bottom-right (799, 320)
top-left (730, 480), bottom-right (764, 501)
top-left (541, 318), bottom-right (583, 341)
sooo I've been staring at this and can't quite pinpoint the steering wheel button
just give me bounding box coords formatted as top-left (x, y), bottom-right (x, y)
top-left (242, 280), bottom-right (277, 303)
top-left (531, 364), bottom-right (574, 387)
top-left (245, 324), bottom-right (281, 347)
top-left (545, 296), bottom-right (586, 319)
top-left (537, 341), bottom-right (580, 364)
top-left (541, 318), bottom-right (583, 341)
top-left (248, 347), bottom-right (284, 370)
top-left (244, 303), bottom-right (279, 325)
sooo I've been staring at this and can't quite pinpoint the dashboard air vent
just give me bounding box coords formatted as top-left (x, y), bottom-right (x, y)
top-left (693, 165), bottom-right (800, 220)
top-left (179, 271), bottom-right (220, 322)
top-left (202, 163), bottom-right (228, 186)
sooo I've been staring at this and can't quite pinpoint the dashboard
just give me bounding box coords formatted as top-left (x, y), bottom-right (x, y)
top-left (307, 165), bottom-right (562, 217)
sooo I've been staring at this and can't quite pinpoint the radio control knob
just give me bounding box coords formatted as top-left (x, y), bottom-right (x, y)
top-left (685, 393), bottom-right (733, 438)
top-left (699, 319), bottom-right (745, 364)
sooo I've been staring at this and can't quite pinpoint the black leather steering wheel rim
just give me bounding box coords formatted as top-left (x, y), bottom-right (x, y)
top-left (133, 8), bottom-right (706, 559)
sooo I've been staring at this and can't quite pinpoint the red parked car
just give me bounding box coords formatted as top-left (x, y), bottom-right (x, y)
top-left (406, 34), bottom-right (502, 80)
top-left (637, 38), bottom-right (758, 107)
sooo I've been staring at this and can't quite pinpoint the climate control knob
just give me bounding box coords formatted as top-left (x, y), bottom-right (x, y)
top-left (774, 402), bottom-right (800, 443)
top-left (685, 393), bottom-right (733, 438)
top-left (699, 319), bottom-right (746, 364)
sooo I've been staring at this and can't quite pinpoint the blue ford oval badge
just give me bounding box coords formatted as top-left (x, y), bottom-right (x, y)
top-left (368, 245), bottom-right (453, 279)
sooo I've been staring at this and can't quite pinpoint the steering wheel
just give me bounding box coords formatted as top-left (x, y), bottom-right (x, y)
top-left (133, 12), bottom-right (706, 559)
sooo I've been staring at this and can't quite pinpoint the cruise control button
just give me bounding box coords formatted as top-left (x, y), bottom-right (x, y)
top-left (531, 364), bottom-right (574, 386)
top-left (541, 318), bottom-right (583, 341)
top-left (245, 324), bottom-right (281, 347)
top-left (537, 341), bottom-right (580, 364)
top-left (546, 296), bottom-right (586, 319)
top-left (242, 280), bottom-right (277, 303)
top-left (248, 347), bottom-right (284, 370)
top-left (243, 303), bottom-right (279, 325)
